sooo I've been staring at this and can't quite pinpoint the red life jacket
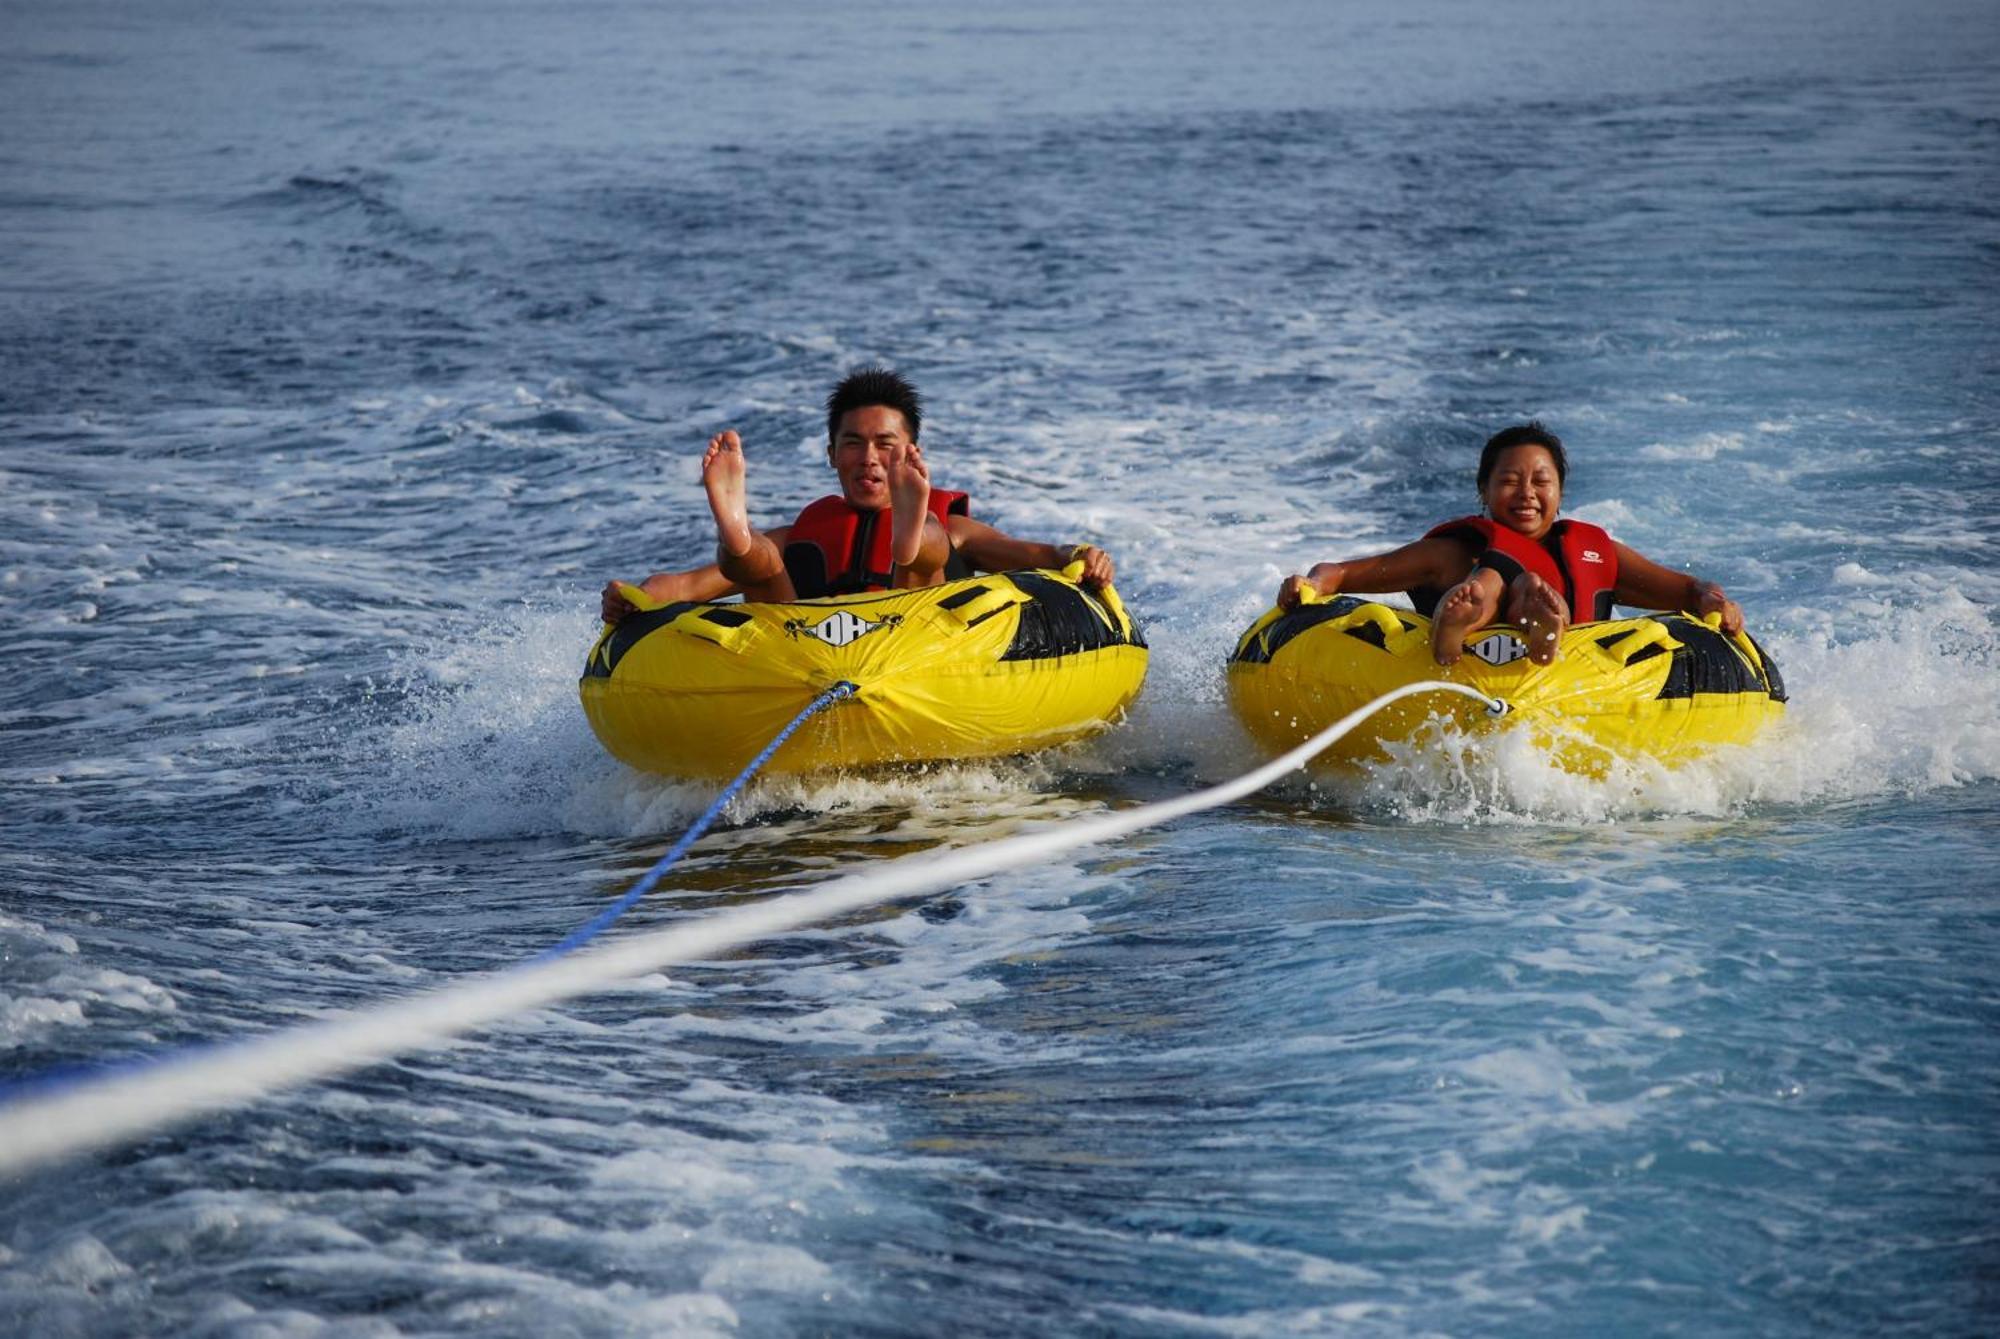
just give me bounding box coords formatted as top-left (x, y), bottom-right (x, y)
top-left (782, 489), bottom-right (972, 598)
top-left (1413, 515), bottom-right (1620, 622)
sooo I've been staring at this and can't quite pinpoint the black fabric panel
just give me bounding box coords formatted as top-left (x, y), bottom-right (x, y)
top-left (1406, 585), bottom-right (1443, 618)
top-left (1653, 617), bottom-right (1769, 700)
top-left (700, 607), bottom-right (752, 628)
top-left (789, 510), bottom-right (892, 596)
top-left (1408, 526), bottom-right (1486, 616)
top-left (783, 542), bottom-right (832, 599)
top-left (1000, 571), bottom-right (1144, 661)
top-left (1544, 527), bottom-right (1575, 617)
top-left (1747, 633), bottom-right (1788, 702)
top-left (1595, 627), bottom-right (1666, 667)
top-left (582, 601), bottom-right (695, 678)
top-left (787, 525), bottom-right (943, 594)
top-left (839, 509), bottom-right (880, 593)
top-left (963, 606), bottom-right (1009, 631)
top-left (1475, 550), bottom-right (1527, 586)
top-left (1344, 620), bottom-right (1390, 650)
top-left (1082, 584), bottom-right (1146, 649)
top-left (1229, 596), bottom-right (1408, 666)
top-left (938, 582), bottom-right (991, 611)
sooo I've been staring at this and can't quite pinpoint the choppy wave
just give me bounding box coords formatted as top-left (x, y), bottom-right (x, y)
top-left (4, 0), bottom-right (1999, 1334)
top-left (327, 564), bottom-right (2000, 848)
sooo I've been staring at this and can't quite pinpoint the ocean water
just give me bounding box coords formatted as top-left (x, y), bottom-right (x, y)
top-left (3, 0), bottom-right (1999, 1333)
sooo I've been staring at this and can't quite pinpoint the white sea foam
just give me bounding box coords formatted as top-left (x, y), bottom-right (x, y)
top-left (342, 590), bottom-right (1143, 843)
top-left (1273, 585), bottom-right (2000, 825)
top-left (0, 914), bottom-right (179, 1050)
top-left (342, 559), bottom-right (1998, 844)
top-left (1638, 431), bottom-right (1746, 462)
top-left (2, 0), bottom-right (1996, 1332)
top-left (346, 602), bottom-right (632, 840)
top-left (1109, 1301), bottom-right (1408, 1335)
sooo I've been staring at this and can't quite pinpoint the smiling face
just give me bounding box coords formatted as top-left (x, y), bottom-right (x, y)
top-left (1480, 443), bottom-right (1563, 539)
top-left (827, 404), bottom-right (914, 510)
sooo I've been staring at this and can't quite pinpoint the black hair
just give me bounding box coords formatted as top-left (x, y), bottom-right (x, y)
top-left (826, 368), bottom-right (922, 444)
top-left (1478, 421), bottom-right (1567, 488)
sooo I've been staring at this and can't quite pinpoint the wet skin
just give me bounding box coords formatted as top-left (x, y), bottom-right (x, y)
top-left (1276, 438), bottom-right (1747, 664)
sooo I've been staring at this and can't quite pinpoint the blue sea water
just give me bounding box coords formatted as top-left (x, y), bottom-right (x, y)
top-left (3, 0), bottom-right (1999, 1333)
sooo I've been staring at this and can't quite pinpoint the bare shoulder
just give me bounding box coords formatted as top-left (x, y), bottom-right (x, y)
top-left (1612, 539), bottom-right (1672, 576)
top-left (946, 514), bottom-right (998, 539)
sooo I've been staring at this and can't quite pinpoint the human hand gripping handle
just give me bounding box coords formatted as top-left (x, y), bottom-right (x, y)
top-left (600, 581), bottom-right (635, 624)
top-left (1069, 544), bottom-right (1115, 588)
top-left (598, 580), bottom-right (666, 625)
top-left (1692, 580), bottom-right (1743, 636)
top-left (1277, 563), bottom-right (1341, 611)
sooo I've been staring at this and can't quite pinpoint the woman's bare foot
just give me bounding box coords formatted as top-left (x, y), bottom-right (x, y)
top-left (703, 430), bottom-right (755, 558)
top-left (1431, 569), bottom-right (1502, 666)
top-left (1508, 574), bottom-right (1569, 665)
top-left (886, 440), bottom-right (931, 567)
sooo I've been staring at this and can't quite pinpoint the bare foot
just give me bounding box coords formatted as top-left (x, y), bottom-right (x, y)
top-left (703, 430), bottom-right (755, 558)
top-left (1431, 570), bottom-right (1500, 666)
top-left (886, 440), bottom-right (931, 567)
top-left (1509, 574), bottom-right (1569, 665)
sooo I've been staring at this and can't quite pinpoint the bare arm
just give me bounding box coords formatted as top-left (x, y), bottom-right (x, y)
top-left (599, 525), bottom-right (792, 622)
top-left (891, 515), bottom-right (954, 589)
top-left (1277, 537), bottom-right (1475, 611)
top-left (1611, 541), bottom-right (1743, 634)
top-left (947, 516), bottom-right (1115, 588)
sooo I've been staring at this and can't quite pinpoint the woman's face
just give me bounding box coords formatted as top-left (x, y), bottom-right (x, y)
top-left (1480, 443), bottom-right (1563, 539)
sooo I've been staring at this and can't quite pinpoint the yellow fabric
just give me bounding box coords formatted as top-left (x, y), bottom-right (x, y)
top-left (582, 568), bottom-right (1148, 778)
top-left (612, 580), bottom-right (666, 613)
top-left (1228, 601), bottom-right (1784, 774)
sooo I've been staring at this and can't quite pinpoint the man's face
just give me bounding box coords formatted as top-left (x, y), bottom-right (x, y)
top-left (828, 405), bottom-right (913, 510)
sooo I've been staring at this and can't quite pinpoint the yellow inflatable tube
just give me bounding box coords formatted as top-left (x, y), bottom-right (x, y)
top-left (1227, 591), bottom-right (1786, 773)
top-left (581, 563), bottom-right (1148, 778)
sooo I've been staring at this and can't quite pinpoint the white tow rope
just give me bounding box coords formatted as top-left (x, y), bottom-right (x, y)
top-left (0, 680), bottom-right (1501, 1176)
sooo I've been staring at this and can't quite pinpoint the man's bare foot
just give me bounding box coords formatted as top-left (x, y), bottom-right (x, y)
top-left (886, 440), bottom-right (931, 567)
top-left (1431, 570), bottom-right (1500, 666)
top-left (1509, 574), bottom-right (1569, 665)
top-left (703, 430), bottom-right (755, 558)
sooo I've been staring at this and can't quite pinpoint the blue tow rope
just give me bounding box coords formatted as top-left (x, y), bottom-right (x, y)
top-left (533, 679), bottom-right (859, 963)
